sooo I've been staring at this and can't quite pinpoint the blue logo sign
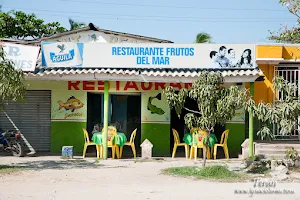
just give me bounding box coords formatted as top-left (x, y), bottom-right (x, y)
top-left (50, 49), bottom-right (75, 63)
top-left (41, 42), bottom-right (84, 67)
top-left (49, 44), bottom-right (75, 63)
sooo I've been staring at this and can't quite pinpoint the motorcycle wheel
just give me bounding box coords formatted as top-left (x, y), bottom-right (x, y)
top-left (12, 142), bottom-right (24, 157)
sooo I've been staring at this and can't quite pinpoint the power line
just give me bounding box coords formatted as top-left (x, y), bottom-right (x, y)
top-left (29, 12), bottom-right (297, 23)
top-left (2, 6), bottom-right (297, 22)
top-left (59, 0), bottom-right (287, 12)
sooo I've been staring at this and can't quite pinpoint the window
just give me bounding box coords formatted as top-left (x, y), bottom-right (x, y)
top-left (273, 65), bottom-right (300, 139)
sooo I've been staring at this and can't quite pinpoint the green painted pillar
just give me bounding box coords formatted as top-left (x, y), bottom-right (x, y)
top-left (249, 82), bottom-right (254, 157)
top-left (102, 81), bottom-right (109, 159)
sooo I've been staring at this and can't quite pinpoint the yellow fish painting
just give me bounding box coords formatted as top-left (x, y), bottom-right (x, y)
top-left (57, 96), bottom-right (84, 112)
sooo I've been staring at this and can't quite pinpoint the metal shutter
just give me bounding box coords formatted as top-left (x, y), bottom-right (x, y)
top-left (0, 90), bottom-right (51, 152)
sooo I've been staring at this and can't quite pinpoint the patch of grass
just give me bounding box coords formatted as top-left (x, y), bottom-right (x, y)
top-left (0, 165), bottom-right (24, 174)
top-left (163, 165), bottom-right (245, 181)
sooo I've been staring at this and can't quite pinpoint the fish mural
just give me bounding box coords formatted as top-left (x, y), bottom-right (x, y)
top-left (147, 93), bottom-right (165, 115)
top-left (57, 96), bottom-right (84, 112)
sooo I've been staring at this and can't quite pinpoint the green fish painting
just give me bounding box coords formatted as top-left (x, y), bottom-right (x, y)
top-left (147, 93), bottom-right (165, 115)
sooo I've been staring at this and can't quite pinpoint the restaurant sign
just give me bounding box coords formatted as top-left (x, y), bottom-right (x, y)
top-left (68, 81), bottom-right (192, 91)
top-left (2, 42), bottom-right (40, 71)
top-left (41, 42), bottom-right (256, 69)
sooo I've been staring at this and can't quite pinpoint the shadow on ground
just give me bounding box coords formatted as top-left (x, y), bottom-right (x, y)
top-left (9, 159), bottom-right (109, 170)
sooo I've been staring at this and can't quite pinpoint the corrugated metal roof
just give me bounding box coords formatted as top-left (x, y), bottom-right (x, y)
top-left (26, 67), bottom-right (263, 78)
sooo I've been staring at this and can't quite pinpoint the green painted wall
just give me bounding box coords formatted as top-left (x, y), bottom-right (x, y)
top-left (225, 123), bottom-right (245, 157)
top-left (51, 121), bottom-right (86, 153)
top-left (141, 123), bottom-right (170, 156)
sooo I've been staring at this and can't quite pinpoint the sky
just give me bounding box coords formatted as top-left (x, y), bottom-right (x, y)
top-left (1, 0), bottom-right (299, 43)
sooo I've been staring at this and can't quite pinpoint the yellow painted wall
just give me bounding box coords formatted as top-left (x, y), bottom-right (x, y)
top-left (282, 46), bottom-right (300, 61)
top-left (254, 45), bottom-right (286, 103)
top-left (25, 80), bottom-right (65, 90)
top-left (255, 45), bottom-right (300, 103)
top-left (247, 63), bottom-right (275, 104)
top-left (249, 64), bottom-right (274, 103)
top-left (256, 45), bottom-right (282, 59)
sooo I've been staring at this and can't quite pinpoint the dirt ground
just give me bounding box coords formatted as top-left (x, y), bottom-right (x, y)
top-left (0, 156), bottom-right (299, 200)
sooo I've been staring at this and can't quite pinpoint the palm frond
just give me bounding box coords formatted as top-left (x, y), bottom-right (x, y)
top-left (68, 18), bottom-right (86, 30)
top-left (196, 32), bottom-right (212, 43)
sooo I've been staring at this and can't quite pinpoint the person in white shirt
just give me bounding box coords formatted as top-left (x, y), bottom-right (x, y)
top-left (207, 51), bottom-right (221, 68)
top-left (227, 48), bottom-right (240, 67)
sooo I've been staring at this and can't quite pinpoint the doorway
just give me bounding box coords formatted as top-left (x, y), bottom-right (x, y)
top-left (170, 97), bottom-right (225, 156)
top-left (87, 93), bottom-right (102, 135)
top-left (111, 94), bottom-right (141, 157)
top-left (170, 97), bottom-right (198, 155)
top-left (87, 93), bottom-right (141, 157)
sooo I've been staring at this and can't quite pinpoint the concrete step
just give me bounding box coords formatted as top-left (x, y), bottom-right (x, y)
top-left (255, 146), bottom-right (300, 152)
top-left (261, 155), bottom-right (285, 159)
top-left (254, 142), bottom-right (300, 159)
top-left (255, 145), bottom-right (300, 151)
top-left (255, 152), bottom-right (286, 159)
top-left (255, 149), bottom-right (288, 154)
top-left (255, 147), bottom-right (300, 152)
top-left (255, 143), bottom-right (300, 147)
top-left (239, 153), bottom-right (285, 159)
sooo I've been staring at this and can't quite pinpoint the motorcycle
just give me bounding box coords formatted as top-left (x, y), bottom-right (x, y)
top-left (0, 128), bottom-right (24, 157)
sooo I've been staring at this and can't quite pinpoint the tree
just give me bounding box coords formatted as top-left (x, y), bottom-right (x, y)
top-left (269, 0), bottom-right (300, 43)
top-left (0, 44), bottom-right (37, 155)
top-left (164, 71), bottom-right (247, 166)
top-left (0, 10), bottom-right (66, 39)
top-left (195, 32), bottom-right (212, 43)
top-left (68, 18), bottom-right (86, 30)
top-left (245, 76), bottom-right (300, 140)
top-left (0, 44), bottom-right (26, 109)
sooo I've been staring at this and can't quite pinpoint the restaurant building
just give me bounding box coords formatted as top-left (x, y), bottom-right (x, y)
top-left (0, 24), bottom-right (265, 157)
